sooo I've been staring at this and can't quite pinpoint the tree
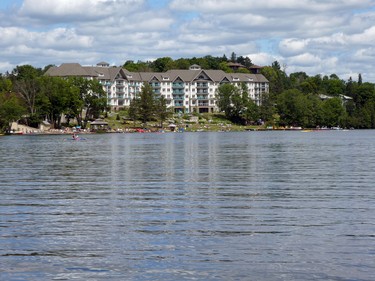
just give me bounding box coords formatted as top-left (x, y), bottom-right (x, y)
top-left (12, 76), bottom-right (41, 126)
top-left (276, 89), bottom-right (311, 127)
top-left (150, 57), bottom-right (175, 72)
top-left (216, 83), bottom-right (256, 124)
top-left (261, 62), bottom-right (288, 95)
top-left (128, 84), bottom-right (156, 126)
top-left (123, 60), bottom-right (151, 72)
top-left (68, 77), bottom-right (107, 128)
top-left (218, 62), bottom-right (233, 73)
top-left (323, 75), bottom-right (345, 96)
top-left (0, 92), bottom-right (26, 132)
top-left (38, 76), bottom-right (73, 128)
top-left (174, 58), bottom-right (190, 69)
top-left (237, 56), bottom-right (252, 68)
top-left (0, 77), bottom-right (12, 93)
top-left (11, 65), bottom-right (42, 80)
top-left (321, 97), bottom-right (346, 127)
top-left (128, 98), bottom-right (140, 125)
top-left (155, 95), bottom-right (172, 128)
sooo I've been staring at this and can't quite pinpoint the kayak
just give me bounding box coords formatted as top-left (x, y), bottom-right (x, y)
top-left (67, 137), bottom-right (87, 141)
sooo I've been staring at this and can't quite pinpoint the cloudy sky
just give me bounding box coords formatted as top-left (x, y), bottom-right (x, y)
top-left (1, 0), bottom-right (375, 81)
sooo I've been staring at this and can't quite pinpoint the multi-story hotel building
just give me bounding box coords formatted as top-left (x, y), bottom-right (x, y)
top-left (46, 62), bottom-right (269, 113)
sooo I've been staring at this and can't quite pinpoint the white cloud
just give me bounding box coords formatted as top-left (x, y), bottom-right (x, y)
top-left (18, 0), bottom-right (145, 22)
top-left (279, 39), bottom-right (309, 56)
top-left (246, 52), bottom-right (282, 67)
top-left (0, 0), bottom-right (375, 82)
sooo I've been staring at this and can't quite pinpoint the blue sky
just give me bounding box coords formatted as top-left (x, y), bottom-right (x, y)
top-left (1, 0), bottom-right (375, 81)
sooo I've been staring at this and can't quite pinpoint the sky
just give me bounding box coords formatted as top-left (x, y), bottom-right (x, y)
top-left (1, 0), bottom-right (375, 81)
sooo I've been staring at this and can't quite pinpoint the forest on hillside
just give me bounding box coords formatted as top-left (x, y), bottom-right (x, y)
top-left (1, 54), bottom-right (375, 132)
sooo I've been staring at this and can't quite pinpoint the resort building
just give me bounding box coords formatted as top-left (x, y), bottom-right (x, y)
top-left (46, 62), bottom-right (269, 113)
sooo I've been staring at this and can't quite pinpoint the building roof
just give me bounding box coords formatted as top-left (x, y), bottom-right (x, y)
top-left (45, 62), bottom-right (269, 84)
top-left (45, 63), bottom-right (92, 77)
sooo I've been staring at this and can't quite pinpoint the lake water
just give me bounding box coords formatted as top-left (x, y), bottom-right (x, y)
top-left (0, 131), bottom-right (374, 281)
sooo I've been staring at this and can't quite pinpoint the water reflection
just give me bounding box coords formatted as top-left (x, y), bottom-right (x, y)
top-left (1, 131), bottom-right (374, 280)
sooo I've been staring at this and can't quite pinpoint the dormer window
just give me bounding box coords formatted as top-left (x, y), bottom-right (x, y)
top-left (163, 77), bottom-right (170, 81)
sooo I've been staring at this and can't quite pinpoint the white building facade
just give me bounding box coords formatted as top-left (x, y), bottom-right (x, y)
top-left (46, 62), bottom-right (269, 113)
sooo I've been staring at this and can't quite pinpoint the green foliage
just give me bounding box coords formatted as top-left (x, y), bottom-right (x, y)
top-left (321, 97), bottom-right (346, 127)
top-left (150, 57), bottom-right (175, 72)
top-left (123, 54), bottom-right (249, 73)
top-left (276, 89), bottom-right (309, 126)
top-left (128, 84), bottom-right (158, 126)
top-left (0, 92), bottom-right (26, 132)
top-left (155, 95), bottom-right (172, 127)
top-left (261, 63), bottom-right (288, 95)
top-left (216, 83), bottom-right (258, 124)
top-left (123, 60), bottom-right (151, 72)
top-left (67, 77), bottom-right (107, 128)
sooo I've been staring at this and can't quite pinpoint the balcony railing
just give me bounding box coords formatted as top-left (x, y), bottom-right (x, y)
top-left (196, 83), bottom-right (208, 88)
top-left (197, 89), bottom-right (208, 94)
top-left (173, 89), bottom-right (184, 94)
top-left (197, 95), bottom-right (208, 100)
top-left (173, 96), bottom-right (184, 101)
top-left (198, 102), bottom-right (209, 106)
top-left (172, 83), bottom-right (184, 88)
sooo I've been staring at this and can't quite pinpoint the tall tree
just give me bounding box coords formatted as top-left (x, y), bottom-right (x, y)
top-left (128, 84), bottom-right (156, 126)
top-left (68, 77), bottom-right (107, 128)
top-left (237, 56), bottom-right (252, 68)
top-left (321, 97), bottom-right (346, 127)
top-left (38, 76), bottom-right (72, 129)
top-left (358, 73), bottom-right (362, 85)
top-left (0, 92), bottom-right (26, 132)
top-left (216, 83), bottom-right (256, 124)
top-left (155, 95), bottom-right (172, 128)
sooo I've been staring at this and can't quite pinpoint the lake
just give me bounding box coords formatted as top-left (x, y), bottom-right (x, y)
top-left (0, 131), bottom-right (374, 280)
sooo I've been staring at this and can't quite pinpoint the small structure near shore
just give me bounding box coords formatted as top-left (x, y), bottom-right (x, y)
top-left (89, 119), bottom-right (109, 132)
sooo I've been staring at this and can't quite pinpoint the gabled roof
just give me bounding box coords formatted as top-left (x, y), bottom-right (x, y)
top-left (45, 62), bottom-right (269, 84)
top-left (45, 63), bottom-right (92, 77)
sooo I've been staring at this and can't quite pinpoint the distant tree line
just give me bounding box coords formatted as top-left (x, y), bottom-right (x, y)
top-left (123, 52), bottom-right (253, 73)
top-left (255, 62), bottom-right (375, 128)
top-left (1, 54), bottom-right (375, 132)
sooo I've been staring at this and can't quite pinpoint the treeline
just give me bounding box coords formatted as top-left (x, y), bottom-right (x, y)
top-left (123, 52), bottom-right (253, 73)
top-left (258, 61), bottom-right (375, 128)
top-left (1, 55), bottom-right (375, 132)
top-left (0, 65), bottom-right (107, 132)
